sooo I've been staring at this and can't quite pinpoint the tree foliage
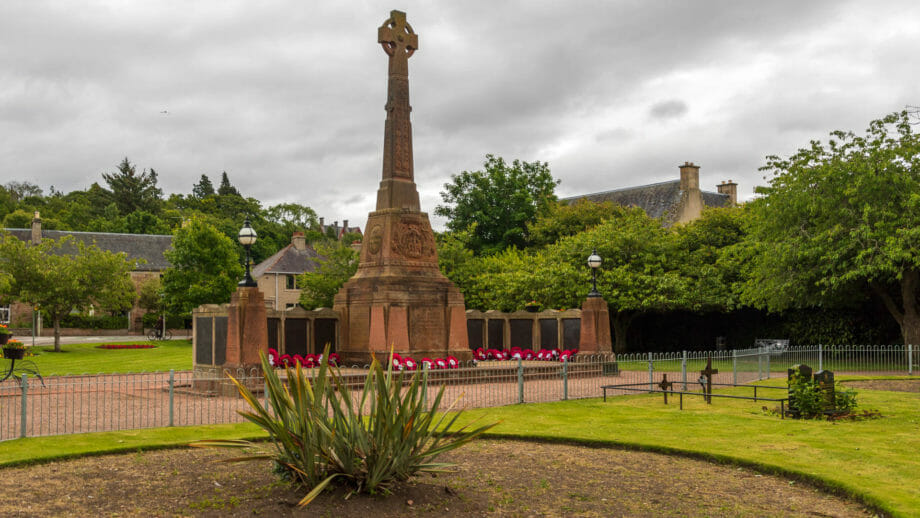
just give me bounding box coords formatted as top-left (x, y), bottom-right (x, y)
top-left (439, 205), bottom-right (736, 352)
top-left (0, 233), bottom-right (136, 351)
top-left (742, 110), bottom-right (920, 345)
top-left (528, 199), bottom-right (621, 248)
top-left (161, 218), bottom-right (243, 315)
top-left (297, 242), bottom-right (359, 309)
top-left (436, 155), bottom-right (558, 255)
top-left (102, 158), bottom-right (163, 215)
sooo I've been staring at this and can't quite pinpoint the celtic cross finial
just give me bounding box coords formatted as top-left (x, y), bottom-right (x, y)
top-left (378, 10), bottom-right (418, 60)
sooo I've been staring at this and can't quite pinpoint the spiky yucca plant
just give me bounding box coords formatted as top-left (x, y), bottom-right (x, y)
top-left (192, 345), bottom-right (496, 506)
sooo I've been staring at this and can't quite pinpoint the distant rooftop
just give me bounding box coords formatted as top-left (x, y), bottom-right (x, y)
top-left (4, 228), bottom-right (173, 271)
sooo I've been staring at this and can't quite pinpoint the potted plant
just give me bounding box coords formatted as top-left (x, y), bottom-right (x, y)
top-left (0, 324), bottom-right (11, 345)
top-left (524, 300), bottom-right (541, 313)
top-left (2, 339), bottom-right (25, 360)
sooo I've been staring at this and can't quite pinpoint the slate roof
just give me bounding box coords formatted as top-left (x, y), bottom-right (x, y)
top-left (562, 180), bottom-right (731, 219)
top-left (252, 243), bottom-right (323, 277)
top-left (4, 229), bottom-right (173, 271)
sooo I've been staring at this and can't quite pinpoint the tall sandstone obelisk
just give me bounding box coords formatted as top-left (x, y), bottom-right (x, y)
top-left (334, 10), bottom-right (470, 364)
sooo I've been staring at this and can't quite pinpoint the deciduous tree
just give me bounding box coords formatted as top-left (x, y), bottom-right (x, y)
top-left (0, 233), bottom-right (136, 351)
top-left (742, 111), bottom-right (920, 346)
top-left (161, 218), bottom-right (243, 315)
top-left (436, 155), bottom-right (558, 255)
top-left (297, 242), bottom-right (359, 309)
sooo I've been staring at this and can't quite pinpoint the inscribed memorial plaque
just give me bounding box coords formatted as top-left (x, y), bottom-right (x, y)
top-left (488, 320), bottom-right (505, 349)
top-left (510, 319), bottom-right (533, 349)
top-left (562, 318), bottom-right (581, 349)
top-left (213, 316), bottom-right (228, 366)
top-left (540, 319), bottom-right (558, 349)
top-left (195, 317), bottom-right (213, 365)
top-left (467, 319), bottom-right (484, 349)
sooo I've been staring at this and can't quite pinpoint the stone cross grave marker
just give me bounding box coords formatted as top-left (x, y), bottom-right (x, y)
top-left (813, 370), bottom-right (836, 413)
top-left (658, 373), bottom-right (674, 404)
top-left (699, 356), bottom-right (719, 404)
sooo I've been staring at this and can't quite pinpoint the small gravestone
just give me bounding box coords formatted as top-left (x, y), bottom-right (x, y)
top-left (787, 364), bottom-right (812, 383)
top-left (787, 364), bottom-right (813, 416)
top-left (813, 370), bottom-right (836, 413)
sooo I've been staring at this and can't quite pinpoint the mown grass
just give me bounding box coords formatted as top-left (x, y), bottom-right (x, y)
top-left (0, 423), bottom-right (265, 468)
top-left (23, 340), bottom-right (193, 375)
top-left (0, 375), bottom-right (916, 516)
top-left (458, 379), bottom-right (920, 517)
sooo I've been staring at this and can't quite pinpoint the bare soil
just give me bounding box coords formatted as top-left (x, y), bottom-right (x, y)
top-left (842, 379), bottom-right (920, 393)
top-left (0, 439), bottom-right (874, 517)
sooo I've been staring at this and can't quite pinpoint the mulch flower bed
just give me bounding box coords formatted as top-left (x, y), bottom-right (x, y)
top-left (96, 344), bottom-right (158, 349)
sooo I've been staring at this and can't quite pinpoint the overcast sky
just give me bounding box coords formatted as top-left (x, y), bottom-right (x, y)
top-left (2, 1), bottom-right (918, 230)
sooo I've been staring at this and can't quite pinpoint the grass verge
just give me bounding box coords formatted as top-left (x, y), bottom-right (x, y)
top-left (23, 339), bottom-right (193, 375)
top-left (0, 423), bottom-right (265, 468)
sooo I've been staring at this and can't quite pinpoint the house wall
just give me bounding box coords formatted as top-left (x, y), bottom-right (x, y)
top-left (257, 273), bottom-right (303, 311)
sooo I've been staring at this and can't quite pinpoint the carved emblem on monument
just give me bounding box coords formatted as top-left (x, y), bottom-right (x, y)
top-left (394, 221), bottom-right (435, 259)
top-left (366, 224), bottom-right (383, 256)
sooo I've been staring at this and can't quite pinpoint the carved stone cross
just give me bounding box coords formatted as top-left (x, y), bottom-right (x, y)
top-left (378, 10), bottom-right (417, 72)
top-left (658, 374), bottom-right (674, 404)
top-left (700, 356), bottom-right (719, 404)
top-left (376, 10), bottom-right (418, 196)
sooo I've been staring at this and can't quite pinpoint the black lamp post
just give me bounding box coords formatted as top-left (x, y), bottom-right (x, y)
top-left (238, 218), bottom-right (258, 287)
top-left (587, 247), bottom-right (602, 297)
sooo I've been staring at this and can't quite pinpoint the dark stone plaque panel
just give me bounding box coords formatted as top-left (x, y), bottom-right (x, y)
top-left (315, 318), bottom-right (337, 354)
top-left (487, 319), bottom-right (505, 349)
top-left (562, 318), bottom-right (581, 349)
top-left (467, 319), bottom-right (484, 349)
top-left (214, 316), bottom-right (228, 365)
top-left (539, 319), bottom-right (558, 349)
top-left (285, 319), bottom-right (308, 357)
top-left (195, 317), bottom-right (213, 365)
top-left (267, 318), bottom-right (280, 352)
top-left (510, 319), bottom-right (533, 349)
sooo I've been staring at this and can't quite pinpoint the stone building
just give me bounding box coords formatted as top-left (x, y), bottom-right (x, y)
top-left (251, 231), bottom-right (323, 311)
top-left (1, 213), bottom-right (172, 332)
top-left (564, 162), bottom-right (737, 225)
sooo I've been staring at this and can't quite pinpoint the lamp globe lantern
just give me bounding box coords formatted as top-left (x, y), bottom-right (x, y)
top-left (238, 218), bottom-right (258, 287)
top-left (587, 247), bottom-right (602, 297)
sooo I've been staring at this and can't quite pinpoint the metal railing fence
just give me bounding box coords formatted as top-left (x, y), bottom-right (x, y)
top-left (0, 344), bottom-right (914, 441)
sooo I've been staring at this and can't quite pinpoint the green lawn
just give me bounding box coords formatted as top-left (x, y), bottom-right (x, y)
top-left (2, 363), bottom-right (916, 516)
top-left (24, 340), bottom-right (193, 375)
top-left (457, 380), bottom-right (920, 517)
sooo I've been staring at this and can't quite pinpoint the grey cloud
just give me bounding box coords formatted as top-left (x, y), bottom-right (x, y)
top-left (649, 100), bottom-right (688, 120)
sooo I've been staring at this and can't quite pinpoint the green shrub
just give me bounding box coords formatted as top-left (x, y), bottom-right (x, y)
top-left (787, 373), bottom-right (859, 418)
top-left (59, 314), bottom-right (128, 330)
top-left (193, 346), bottom-right (496, 506)
top-left (834, 383), bottom-right (858, 413)
top-left (788, 372), bottom-right (824, 418)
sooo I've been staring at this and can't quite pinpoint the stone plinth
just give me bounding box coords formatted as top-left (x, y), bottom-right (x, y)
top-left (224, 286), bottom-right (268, 371)
top-left (578, 296), bottom-right (612, 353)
top-left (335, 209), bottom-right (469, 364)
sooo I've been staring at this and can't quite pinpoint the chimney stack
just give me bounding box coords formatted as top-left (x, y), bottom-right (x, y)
top-left (717, 179), bottom-right (738, 206)
top-left (319, 217), bottom-right (325, 228)
top-left (291, 231), bottom-right (306, 250)
top-left (679, 162), bottom-right (700, 191)
top-left (31, 211), bottom-right (42, 244)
